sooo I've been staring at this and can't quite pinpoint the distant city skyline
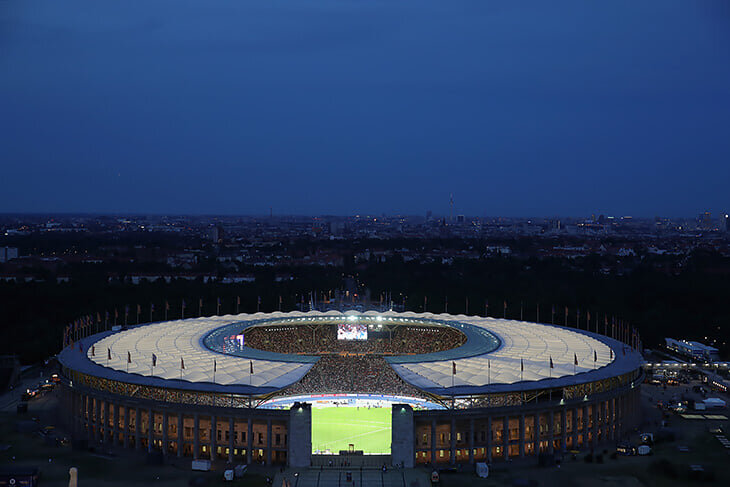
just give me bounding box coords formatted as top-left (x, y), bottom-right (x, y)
top-left (0, 209), bottom-right (728, 220)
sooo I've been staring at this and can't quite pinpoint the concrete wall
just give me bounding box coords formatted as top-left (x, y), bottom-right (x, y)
top-left (391, 404), bottom-right (415, 468)
top-left (288, 402), bottom-right (312, 468)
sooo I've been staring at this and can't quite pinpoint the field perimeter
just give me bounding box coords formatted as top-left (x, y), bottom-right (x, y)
top-left (311, 407), bottom-right (391, 454)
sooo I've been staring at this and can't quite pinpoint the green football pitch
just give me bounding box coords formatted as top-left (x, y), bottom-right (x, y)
top-left (311, 407), bottom-right (391, 454)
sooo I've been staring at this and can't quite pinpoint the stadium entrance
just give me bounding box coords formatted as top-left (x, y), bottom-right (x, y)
top-left (261, 394), bottom-right (444, 459)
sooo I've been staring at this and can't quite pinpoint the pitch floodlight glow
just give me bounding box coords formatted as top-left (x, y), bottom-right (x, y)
top-left (347, 315), bottom-right (358, 321)
top-left (376, 315), bottom-right (383, 322)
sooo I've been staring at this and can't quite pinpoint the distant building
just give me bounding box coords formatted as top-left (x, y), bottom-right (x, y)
top-left (720, 213), bottom-right (729, 233)
top-left (698, 211), bottom-right (712, 230)
top-left (209, 225), bottom-right (224, 244)
top-left (0, 247), bottom-right (19, 263)
top-left (665, 337), bottom-right (720, 362)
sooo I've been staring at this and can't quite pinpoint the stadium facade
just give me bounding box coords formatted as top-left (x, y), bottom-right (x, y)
top-left (57, 311), bottom-right (644, 467)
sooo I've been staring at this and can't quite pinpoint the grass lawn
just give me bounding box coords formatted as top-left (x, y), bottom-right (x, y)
top-left (311, 407), bottom-right (391, 454)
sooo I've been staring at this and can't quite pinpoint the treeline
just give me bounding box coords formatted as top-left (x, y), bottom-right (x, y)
top-left (1, 250), bottom-right (729, 364)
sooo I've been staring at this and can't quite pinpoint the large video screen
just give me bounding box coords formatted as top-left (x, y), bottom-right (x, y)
top-left (337, 322), bottom-right (367, 340)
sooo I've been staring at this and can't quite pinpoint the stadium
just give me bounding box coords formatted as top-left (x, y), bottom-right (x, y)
top-left (57, 310), bottom-right (644, 468)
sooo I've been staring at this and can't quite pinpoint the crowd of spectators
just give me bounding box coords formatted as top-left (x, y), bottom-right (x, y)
top-left (284, 355), bottom-right (427, 398)
top-left (243, 323), bottom-right (466, 355)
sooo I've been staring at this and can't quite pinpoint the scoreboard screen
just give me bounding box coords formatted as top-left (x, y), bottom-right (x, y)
top-left (337, 322), bottom-right (367, 340)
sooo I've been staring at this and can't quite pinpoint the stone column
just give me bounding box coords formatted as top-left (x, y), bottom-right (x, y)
top-left (162, 412), bottom-right (169, 456)
top-left (266, 418), bottom-right (272, 465)
top-left (113, 404), bottom-right (119, 446)
top-left (608, 398), bottom-right (616, 441)
top-left (86, 396), bottom-right (93, 443)
top-left (70, 392), bottom-right (78, 438)
top-left (147, 408), bottom-right (154, 453)
top-left (468, 418), bottom-right (475, 464)
top-left (193, 413), bottom-right (200, 460)
top-left (502, 417), bottom-right (509, 460)
top-left (210, 415), bottom-right (217, 461)
top-left (94, 399), bottom-right (101, 443)
top-left (288, 403), bottom-right (312, 468)
top-left (430, 419), bottom-right (437, 465)
top-left (228, 417), bottom-right (235, 463)
top-left (246, 418), bottom-right (253, 464)
top-left (123, 406), bottom-right (130, 449)
top-left (548, 411), bottom-right (555, 454)
top-left (486, 417), bottom-right (492, 462)
top-left (104, 401), bottom-right (110, 443)
top-left (591, 402), bottom-right (601, 449)
top-left (391, 404), bottom-right (414, 468)
top-left (177, 413), bottom-right (184, 458)
top-left (519, 414), bottom-right (525, 458)
top-left (135, 407), bottom-right (141, 450)
top-left (571, 408), bottom-right (578, 449)
top-left (449, 417), bottom-right (456, 465)
top-left (617, 395), bottom-right (624, 440)
top-left (533, 414), bottom-right (540, 455)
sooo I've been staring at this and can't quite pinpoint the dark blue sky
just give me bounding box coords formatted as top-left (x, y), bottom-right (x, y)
top-left (2, 0), bottom-right (729, 217)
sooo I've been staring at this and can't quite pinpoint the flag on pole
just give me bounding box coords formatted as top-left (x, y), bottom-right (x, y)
top-left (152, 353), bottom-right (157, 367)
top-left (452, 361), bottom-right (457, 375)
top-left (250, 360), bottom-right (254, 374)
top-left (594, 350), bottom-right (597, 363)
top-left (214, 359), bottom-right (217, 372)
top-left (91, 345), bottom-right (95, 357)
top-left (107, 348), bottom-right (111, 361)
top-left (127, 351), bottom-right (131, 364)
top-left (610, 348), bottom-right (614, 360)
top-left (520, 358), bottom-right (524, 372)
top-left (549, 356), bottom-right (554, 368)
top-left (574, 353), bottom-right (578, 366)
top-left (181, 357), bottom-right (185, 370)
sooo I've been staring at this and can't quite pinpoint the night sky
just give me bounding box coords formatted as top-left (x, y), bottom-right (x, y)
top-left (1, 0), bottom-right (729, 217)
